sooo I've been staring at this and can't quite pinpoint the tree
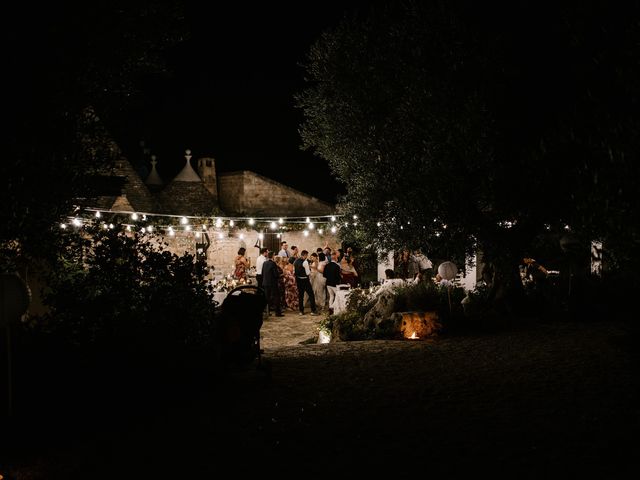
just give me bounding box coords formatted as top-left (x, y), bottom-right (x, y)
top-left (2, 2), bottom-right (186, 271)
top-left (297, 1), bottom-right (640, 308)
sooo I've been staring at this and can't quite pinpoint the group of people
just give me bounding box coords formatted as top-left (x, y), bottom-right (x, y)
top-left (252, 241), bottom-right (360, 317)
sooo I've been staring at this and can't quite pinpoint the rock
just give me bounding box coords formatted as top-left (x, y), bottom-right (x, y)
top-left (391, 311), bottom-right (442, 339)
top-left (363, 290), bottom-right (398, 328)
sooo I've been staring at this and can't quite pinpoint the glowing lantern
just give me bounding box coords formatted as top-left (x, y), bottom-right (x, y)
top-left (437, 261), bottom-right (458, 280)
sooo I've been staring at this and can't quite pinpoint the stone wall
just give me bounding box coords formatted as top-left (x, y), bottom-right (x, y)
top-left (218, 171), bottom-right (334, 216)
top-left (160, 227), bottom-right (341, 276)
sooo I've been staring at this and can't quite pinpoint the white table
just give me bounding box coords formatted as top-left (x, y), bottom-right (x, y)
top-left (213, 291), bottom-right (227, 306)
top-left (332, 288), bottom-right (352, 315)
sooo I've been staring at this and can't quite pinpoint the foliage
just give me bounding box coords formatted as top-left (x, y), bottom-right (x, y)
top-left (35, 226), bottom-right (216, 353)
top-left (297, 1), bottom-right (640, 301)
top-left (2, 2), bottom-right (186, 269)
top-left (394, 280), bottom-right (466, 327)
top-left (329, 310), bottom-right (375, 341)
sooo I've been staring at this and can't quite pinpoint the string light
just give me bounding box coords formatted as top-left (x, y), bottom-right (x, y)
top-left (239, 233), bottom-right (244, 239)
top-left (147, 225), bottom-right (153, 232)
top-left (258, 233), bottom-right (264, 240)
top-left (306, 217), bottom-right (310, 223)
top-left (126, 225), bottom-right (132, 231)
top-left (215, 218), bottom-right (222, 228)
top-left (168, 226), bottom-right (175, 236)
top-left (185, 225), bottom-right (192, 231)
top-left (72, 218), bottom-right (82, 227)
top-left (278, 218), bottom-right (284, 224)
top-left (180, 216), bottom-right (188, 225)
top-left (248, 218), bottom-right (255, 226)
top-left (102, 223), bottom-right (108, 230)
top-left (95, 211), bottom-right (101, 218)
top-left (141, 227), bottom-right (146, 233)
top-left (308, 222), bottom-right (314, 229)
top-left (303, 230), bottom-right (309, 237)
top-left (108, 223), bottom-right (114, 229)
top-left (318, 228), bottom-right (323, 234)
top-left (60, 223), bottom-right (67, 229)
top-left (131, 213), bottom-right (138, 221)
top-left (229, 220), bottom-right (234, 227)
top-left (218, 232), bottom-right (224, 239)
top-left (270, 221), bottom-right (277, 230)
top-left (331, 226), bottom-right (337, 233)
top-left (331, 216), bottom-right (336, 222)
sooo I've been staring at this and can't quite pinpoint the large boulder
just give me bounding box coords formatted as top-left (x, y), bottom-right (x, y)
top-left (390, 311), bottom-right (442, 339)
top-left (363, 290), bottom-right (398, 328)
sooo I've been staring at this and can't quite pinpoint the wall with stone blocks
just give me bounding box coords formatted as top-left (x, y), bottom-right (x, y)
top-left (218, 171), bottom-right (334, 216)
top-left (159, 228), bottom-right (342, 276)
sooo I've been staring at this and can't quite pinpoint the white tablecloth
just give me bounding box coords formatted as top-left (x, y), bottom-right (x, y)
top-left (213, 291), bottom-right (227, 306)
top-left (332, 289), bottom-right (352, 315)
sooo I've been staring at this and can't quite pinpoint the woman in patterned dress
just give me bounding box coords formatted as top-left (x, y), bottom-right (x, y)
top-left (283, 259), bottom-right (299, 310)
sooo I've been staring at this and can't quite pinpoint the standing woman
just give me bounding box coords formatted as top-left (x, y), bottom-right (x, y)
top-left (234, 247), bottom-right (250, 281)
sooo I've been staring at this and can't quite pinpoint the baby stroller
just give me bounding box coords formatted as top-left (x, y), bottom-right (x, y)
top-left (215, 284), bottom-right (268, 368)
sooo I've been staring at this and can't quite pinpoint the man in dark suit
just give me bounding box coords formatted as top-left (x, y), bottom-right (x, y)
top-left (261, 251), bottom-right (284, 316)
top-left (323, 250), bottom-right (342, 313)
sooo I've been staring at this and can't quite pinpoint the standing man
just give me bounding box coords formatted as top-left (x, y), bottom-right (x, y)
top-left (255, 247), bottom-right (269, 288)
top-left (262, 251), bottom-right (284, 316)
top-left (323, 250), bottom-right (342, 313)
top-left (288, 245), bottom-right (299, 265)
top-left (293, 250), bottom-right (318, 316)
top-left (278, 241), bottom-right (290, 258)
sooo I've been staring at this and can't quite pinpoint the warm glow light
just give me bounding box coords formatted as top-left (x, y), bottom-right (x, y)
top-left (102, 223), bottom-right (108, 230)
top-left (196, 231), bottom-right (201, 238)
top-left (331, 226), bottom-right (337, 233)
top-left (308, 222), bottom-right (314, 229)
top-left (202, 224), bottom-right (207, 231)
top-left (72, 218), bottom-right (82, 227)
top-left (270, 221), bottom-right (277, 230)
top-left (95, 211), bottom-right (101, 218)
top-left (353, 215), bottom-right (358, 220)
top-left (303, 230), bottom-right (309, 236)
top-left (318, 228), bottom-right (323, 234)
top-left (60, 223), bottom-right (67, 229)
top-left (377, 222), bottom-right (381, 227)
top-left (278, 218), bottom-right (284, 224)
top-left (185, 225), bottom-right (192, 231)
top-left (147, 225), bottom-right (153, 232)
top-left (409, 332), bottom-right (419, 340)
top-left (109, 223), bottom-right (114, 229)
top-left (306, 217), bottom-right (310, 223)
top-left (215, 218), bottom-right (222, 228)
top-left (239, 233), bottom-right (245, 239)
top-left (168, 227), bottom-right (175, 236)
top-left (229, 220), bottom-right (234, 227)
top-left (131, 213), bottom-right (139, 221)
top-left (126, 225), bottom-right (132, 231)
top-left (218, 232), bottom-right (224, 239)
top-left (141, 227), bottom-right (146, 233)
top-left (331, 216), bottom-right (336, 222)
top-left (249, 218), bottom-right (255, 225)
top-left (180, 216), bottom-right (188, 225)
top-left (258, 233), bottom-right (264, 240)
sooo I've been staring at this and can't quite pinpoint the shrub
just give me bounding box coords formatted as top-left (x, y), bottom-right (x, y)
top-left (35, 227), bottom-right (217, 356)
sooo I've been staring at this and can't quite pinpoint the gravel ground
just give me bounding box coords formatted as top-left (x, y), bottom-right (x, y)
top-left (2, 318), bottom-right (638, 479)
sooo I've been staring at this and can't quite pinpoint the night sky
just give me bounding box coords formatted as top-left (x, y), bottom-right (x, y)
top-left (112, 2), bottom-right (374, 204)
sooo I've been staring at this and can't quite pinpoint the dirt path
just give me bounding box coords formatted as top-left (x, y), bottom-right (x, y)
top-left (2, 319), bottom-right (638, 478)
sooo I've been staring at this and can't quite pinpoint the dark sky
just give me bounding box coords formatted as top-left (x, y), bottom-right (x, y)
top-left (113, 2), bottom-right (373, 204)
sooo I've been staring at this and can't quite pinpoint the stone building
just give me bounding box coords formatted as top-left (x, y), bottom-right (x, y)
top-left (92, 150), bottom-right (339, 273)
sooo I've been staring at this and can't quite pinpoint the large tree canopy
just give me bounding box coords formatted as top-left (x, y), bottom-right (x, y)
top-left (2, 2), bottom-right (185, 269)
top-left (297, 1), bottom-right (640, 277)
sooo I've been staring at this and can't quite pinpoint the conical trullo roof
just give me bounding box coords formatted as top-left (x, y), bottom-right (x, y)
top-left (173, 150), bottom-right (201, 182)
top-left (145, 155), bottom-right (164, 186)
top-left (158, 149), bottom-right (219, 215)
